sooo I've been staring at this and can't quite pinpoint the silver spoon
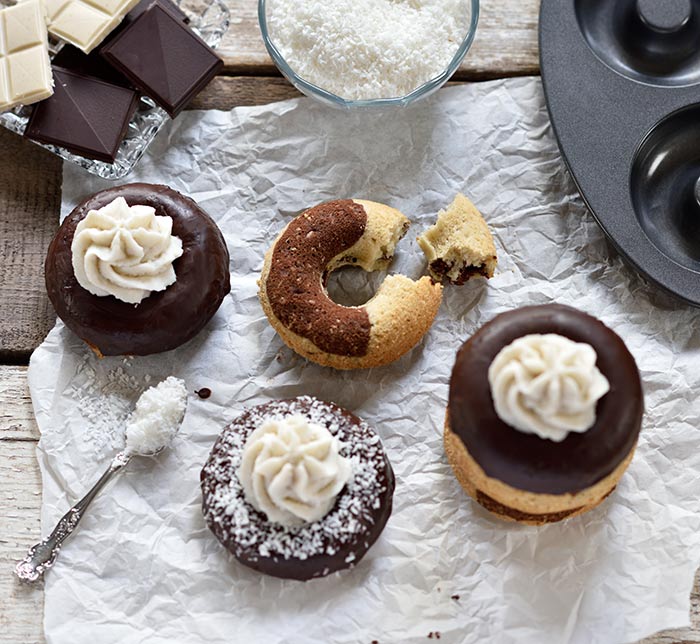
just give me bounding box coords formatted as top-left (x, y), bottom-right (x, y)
top-left (15, 377), bottom-right (187, 583)
top-left (15, 451), bottom-right (134, 582)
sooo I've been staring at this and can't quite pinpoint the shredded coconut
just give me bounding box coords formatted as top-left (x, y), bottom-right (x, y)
top-left (124, 377), bottom-right (188, 455)
top-left (69, 360), bottom-right (147, 456)
top-left (267, 0), bottom-right (469, 100)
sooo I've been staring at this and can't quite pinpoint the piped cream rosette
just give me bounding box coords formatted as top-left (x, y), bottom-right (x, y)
top-left (488, 333), bottom-right (610, 442)
top-left (71, 197), bottom-right (183, 305)
top-left (238, 415), bottom-right (352, 526)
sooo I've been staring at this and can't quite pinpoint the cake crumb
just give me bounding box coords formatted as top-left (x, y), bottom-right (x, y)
top-left (417, 193), bottom-right (497, 284)
top-left (451, 594), bottom-right (460, 601)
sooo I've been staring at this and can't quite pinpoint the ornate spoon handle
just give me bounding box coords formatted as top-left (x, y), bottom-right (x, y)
top-left (15, 452), bottom-right (131, 582)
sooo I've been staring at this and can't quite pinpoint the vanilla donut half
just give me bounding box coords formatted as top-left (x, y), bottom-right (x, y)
top-left (258, 199), bottom-right (443, 370)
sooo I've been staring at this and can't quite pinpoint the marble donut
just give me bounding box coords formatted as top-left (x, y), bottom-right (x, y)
top-left (444, 304), bottom-right (644, 525)
top-left (200, 396), bottom-right (395, 580)
top-left (45, 183), bottom-right (230, 356)
top-left (258, 199), bottom-right (443, 369)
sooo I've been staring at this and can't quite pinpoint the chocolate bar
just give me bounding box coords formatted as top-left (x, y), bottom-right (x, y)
top-left (25, 67), bottom-right (138, 162)
top-left (101, 4), bottom-right (222, 117)
top-left (0, 0), bottom-right (54, 110)
top-left (122, 0), bottom-right (189, 25)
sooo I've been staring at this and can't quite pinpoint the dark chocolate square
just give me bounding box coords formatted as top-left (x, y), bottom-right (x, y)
top-left (52, 45), bottom-right (132, 88)
top-left (24, 67), bottom-right (139, 163)
top-left (101, 4), bottom-right (222, 118)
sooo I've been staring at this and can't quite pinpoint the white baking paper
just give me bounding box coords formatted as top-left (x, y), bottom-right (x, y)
top-left (28, 77), bottom-right (700, 644)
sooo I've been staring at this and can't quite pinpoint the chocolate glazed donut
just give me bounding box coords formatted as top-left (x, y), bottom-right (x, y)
top-left (258, 199), bottom-right (443, 370)
top-left (200, 396), bottom-right (395, 580)
top-left (45, 183), bottom-right (231, 356)
top-left (444, 304), bottom-right (644, 525)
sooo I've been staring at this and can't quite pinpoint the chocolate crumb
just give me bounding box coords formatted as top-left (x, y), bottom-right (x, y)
top-left (428, 634), bottom-right (434, 640)
top-left (371, 640), bottom-right (379, 644)
top-left (195, 388), bottom-right (212, 399)
top-left (451, 594), bottom-right (460, 601)
top-left (436, 633), bottom-right (441, 640)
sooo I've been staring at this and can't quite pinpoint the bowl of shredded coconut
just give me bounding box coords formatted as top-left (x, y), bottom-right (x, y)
top-left (259, 0), bottom-right (479, 108)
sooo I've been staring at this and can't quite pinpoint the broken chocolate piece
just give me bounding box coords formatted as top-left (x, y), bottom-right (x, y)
top-left (25, 67), bottom-right (138, 162)
top-left (101, 4), bottom-right (222, 117)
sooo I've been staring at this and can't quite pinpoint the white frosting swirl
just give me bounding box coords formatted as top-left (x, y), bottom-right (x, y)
top-left (71, 197), bottom-right (183, 305)
top-left (488, 333), bottom-right (610, 442)
top-left (237, 415), bottom-right (352, 526)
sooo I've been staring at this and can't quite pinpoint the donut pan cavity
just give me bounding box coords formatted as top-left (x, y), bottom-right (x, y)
top-left (540, 0), bottom-right (700, 305)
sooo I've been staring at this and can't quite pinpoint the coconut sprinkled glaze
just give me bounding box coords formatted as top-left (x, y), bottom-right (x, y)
top-left (200, 396), bottom-right (395, 580)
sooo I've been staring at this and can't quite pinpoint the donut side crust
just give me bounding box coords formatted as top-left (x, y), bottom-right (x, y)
top-left (260, 273), bottom-right (442, 369)
top-left (443, 415), bottom-right (636, 525)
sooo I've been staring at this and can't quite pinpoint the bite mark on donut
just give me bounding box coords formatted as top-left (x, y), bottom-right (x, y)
top-left (266, 200), bottom-right (372, 357)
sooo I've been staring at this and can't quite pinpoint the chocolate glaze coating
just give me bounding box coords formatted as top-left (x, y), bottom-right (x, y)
top-left (266, 200), bottom-right (371, 357)
top-left (200, 397), bottom-right (395, 581)
top-left (45, 183), bottom-right (230, 356)
top-left (448, 304), bottom-right (643, 494)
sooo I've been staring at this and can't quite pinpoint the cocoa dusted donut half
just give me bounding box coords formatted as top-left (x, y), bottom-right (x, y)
top-left (258, 199), bottom-right (443, 370)
top-left (200, 396), bottom-right (395, 580)
top-left (45, 183), bottom-right (230, 356)
top-left (444, 304), bottom-right (644, 525)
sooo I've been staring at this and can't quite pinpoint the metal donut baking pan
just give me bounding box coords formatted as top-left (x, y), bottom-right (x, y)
top-left (540, 0), bottom-right (700, 306)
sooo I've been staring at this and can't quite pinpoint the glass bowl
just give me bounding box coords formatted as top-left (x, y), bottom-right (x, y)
top-left (258, 0), bottom-right (480, 109)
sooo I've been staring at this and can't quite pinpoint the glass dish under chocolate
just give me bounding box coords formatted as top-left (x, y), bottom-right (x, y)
top-left (0, 0), bottom-right (229, 180)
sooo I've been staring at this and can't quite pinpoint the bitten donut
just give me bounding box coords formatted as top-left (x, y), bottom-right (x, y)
top-left (444, 304), bottom-right (644, 525)
top-left (258, 199), bottom-right (443, 369)
top-left (200, 396), bottom-right (395, 580)
top-left (45, 183), bottom-right (230, 356)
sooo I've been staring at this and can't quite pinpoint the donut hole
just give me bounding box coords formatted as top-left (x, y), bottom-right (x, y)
top-left (325, 265), bottom-right (386, 307)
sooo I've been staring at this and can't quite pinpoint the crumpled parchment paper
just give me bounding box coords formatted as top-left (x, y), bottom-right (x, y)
top-left (28, 77), bottom-right (700, 644)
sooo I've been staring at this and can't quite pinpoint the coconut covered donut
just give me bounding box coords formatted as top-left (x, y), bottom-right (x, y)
top-left (258, 199), bottom-right (443, 369)
top-left (200, 396), bottom-right (395, 580)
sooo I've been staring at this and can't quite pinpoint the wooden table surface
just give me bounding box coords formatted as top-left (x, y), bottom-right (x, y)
top-left (1, 1), bottom-right (698, 642)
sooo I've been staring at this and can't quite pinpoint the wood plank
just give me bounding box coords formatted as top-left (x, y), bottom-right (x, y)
top-left (0, 437), bottom-right (45, 644)
top-left (0, 365), bottom-right (699, 643)
top-left (0, 365), bottom-right (37, 442)
top-left (0, 366), bottom-right (43, 642)
top-left (190, 75), bottom-right (300, 109)
top-left (0, 129), bottom-right (61, 363)
top-left (218, 0), bottom-right (541, 79)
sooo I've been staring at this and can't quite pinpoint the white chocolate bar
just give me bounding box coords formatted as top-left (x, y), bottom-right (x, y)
top-left (0, 0), bottom-right (54, 111)
top-left (45, 0), bottom-right (141, 53)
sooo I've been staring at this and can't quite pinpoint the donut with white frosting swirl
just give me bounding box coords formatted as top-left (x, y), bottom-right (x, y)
top-left (45, 183), bottom-right (230, 356)
top-left (444, 304), bottom-right (643, 525)
top-left (200, 397), bottom-right (395, 580)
